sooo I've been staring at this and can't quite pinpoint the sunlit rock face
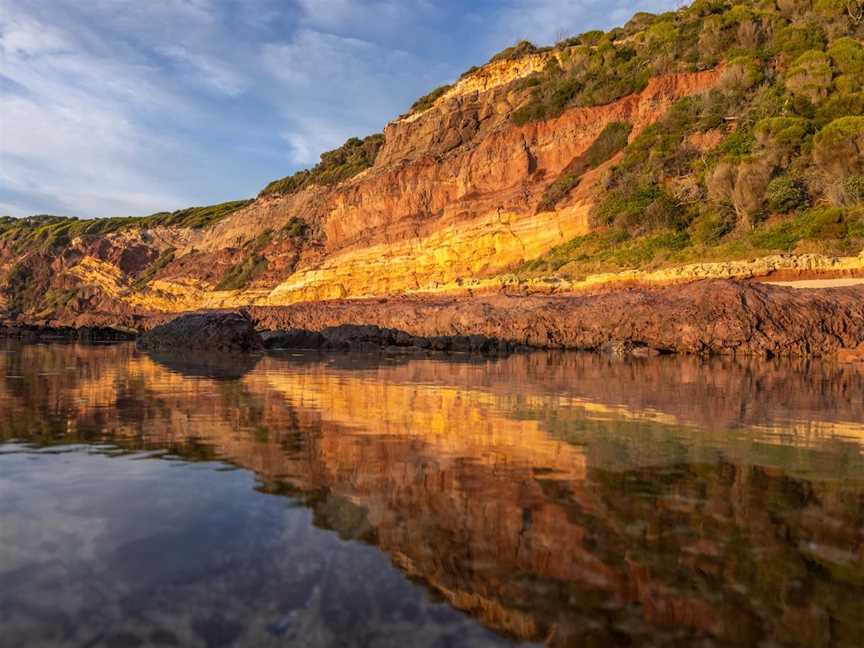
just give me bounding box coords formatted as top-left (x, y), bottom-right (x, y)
top-left (2, 344), bottom-right (862, 646)
top-left (0, 61), bottom-right (725, 325)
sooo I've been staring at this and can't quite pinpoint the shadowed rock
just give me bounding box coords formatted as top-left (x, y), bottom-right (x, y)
top-left (262, 324), bottom-right (511, 353)
top-left (249, 280), bottom-right (864, 357)
top-left (137, 312), bottom-right (263, 353)
top-left (0, 325), bottom-right (136, 343)
top-left (143, 350), bottom-right (261, 380)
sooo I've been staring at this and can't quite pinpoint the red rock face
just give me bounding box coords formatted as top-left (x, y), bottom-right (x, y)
top-left (248, 280), bottom-right (864, 357)
top-left (0, 65), bottom-right (728, 324)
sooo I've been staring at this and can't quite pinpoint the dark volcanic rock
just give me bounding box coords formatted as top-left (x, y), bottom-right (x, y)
top-left (137, 312), bottom-right (263, 352)
top-left (248, 280), bottom-right (864, 357)
top-left (261, 323), bottom-right (511, 353)
top-left (0, 324), bottom-right (136, 343)
top-left (262, 329), bottom-right (325, 350)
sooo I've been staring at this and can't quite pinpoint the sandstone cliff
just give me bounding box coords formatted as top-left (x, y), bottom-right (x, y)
top-left (1, 0), bottom-right (862, 332)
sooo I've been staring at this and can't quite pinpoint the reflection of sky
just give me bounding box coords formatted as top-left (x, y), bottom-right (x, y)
top-left (2, 345), bottom-right (864, 646)
top-left (0, 446), bottom-right (511, 647)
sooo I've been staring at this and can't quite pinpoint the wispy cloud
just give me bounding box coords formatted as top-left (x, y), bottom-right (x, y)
top-left (0, 0), bottom-right (680, 218)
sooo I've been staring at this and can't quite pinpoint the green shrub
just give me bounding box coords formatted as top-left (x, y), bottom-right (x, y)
top-left (770, 22), bottom-right (826, 61)
top-left (766, 175), bottom-right (808, 212)
top-left (260, 134), bottom-right (384, 197)
top-left (0, 201), bottom-right (250, 254)
top-left (814, 92), bottom-right (864, 127)
top-left (646, 21), bottom-right (680, 49)
top-left (216, 256), bottom-right (267, 291)
top-left (690, 209), bottom-right (736, 245)
top-left (828, 37), bottom-right (864, 80)
top-left (786, 50), bottom-right (834, 102)
top-left (409, 85), bottom-right (452, 114)
top-left (717, 130), bottom-right (756, 159)
top-left (132, 247), bottom-right (176, 289)
top-left (722, 55), bottom-right (764, 90)
top-left (814, 115), bottom-right (864, 147)
top-left (844, 175), bottom-right (864, 205)
top-left (813, 116), bottom-right (864, 175)
top-left (754, 117), bottom-right (812, 149)
top-left (537, 122), bottom-right (632, 212)
top-left (214, 230), bottom-right (273, 291)
top-left (283, 217), bottom-right (308, 238)
top-left (749, 206), bottom-right (852, 251)
top-left (490, 41), bottom-right (539, 63)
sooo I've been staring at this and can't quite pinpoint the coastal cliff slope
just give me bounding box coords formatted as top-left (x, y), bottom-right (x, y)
top-left (1, 0), bottom-right (863, 336)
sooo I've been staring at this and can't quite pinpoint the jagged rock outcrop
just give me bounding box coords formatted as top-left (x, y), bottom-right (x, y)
top-left (251, 280), bottom-right (864, 357)
top-left (0, 64), bottom-right (726, 323)
top-left (137, 311), bottom-right (263, 352)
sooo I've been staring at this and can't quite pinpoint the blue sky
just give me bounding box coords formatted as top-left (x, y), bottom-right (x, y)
top-left (0, 0), bottom-right (679, 218)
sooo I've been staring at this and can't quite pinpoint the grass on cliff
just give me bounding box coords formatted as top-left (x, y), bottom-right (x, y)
top-left (0, 200), bottom-right (252, 254)
top-left (518, 206), bottom-right (864, 277)
top-left (215, 230), bottom-right (273, 291)
top-left (131, 247), bottom-right (176, 290)
top-left (537, 122), bottom-right (632, 213)
top-left (259, 134), bottom-right (384, 198)
top-left (514, 0), bottom-right (864, 278)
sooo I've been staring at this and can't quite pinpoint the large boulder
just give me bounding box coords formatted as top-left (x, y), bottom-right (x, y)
top-left (137, 312), bottom-right (263, 352)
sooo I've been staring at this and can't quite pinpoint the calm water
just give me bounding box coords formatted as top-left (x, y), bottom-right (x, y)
top-left (0, 343), bottom-right (862, 647)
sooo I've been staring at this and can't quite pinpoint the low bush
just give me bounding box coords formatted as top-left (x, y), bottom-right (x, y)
top-left (409, 85), bottom-right (452, 114)
top-left (537, 122), bottom-right (632, 212)
top-left (0, 200), bottom-right (251, 254)
top-left (215, 230), bottom-right (273, 291)
top-left (785, 50), bottom-right (834, 102)
top-left (765, 175), bottom-right (808, 212)
top-left (489, 41), bottom-right (540, 63)
top-left (283, 217), bottom-right (308, 238)
top-left (260, 134), bottom-right (384, 197)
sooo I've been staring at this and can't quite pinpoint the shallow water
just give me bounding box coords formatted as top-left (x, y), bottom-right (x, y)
top-left (0, 343), bottom-right (862, 647)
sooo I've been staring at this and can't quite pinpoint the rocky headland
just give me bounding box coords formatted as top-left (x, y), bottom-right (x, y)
top-left (2, 2), bottom-right (863, 358)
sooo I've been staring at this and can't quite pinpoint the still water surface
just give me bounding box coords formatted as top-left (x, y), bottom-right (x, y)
top-left (0, 342), bottom-right (862, 647)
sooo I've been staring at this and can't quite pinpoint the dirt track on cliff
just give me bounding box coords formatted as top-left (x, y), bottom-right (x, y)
top-left (246, 280), bottom-right (864, 357)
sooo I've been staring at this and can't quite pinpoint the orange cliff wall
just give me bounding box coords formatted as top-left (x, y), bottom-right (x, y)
top-left (141, 66), bottom-right (724, 311)
top-left (19, 64), bottom-right (725, 322)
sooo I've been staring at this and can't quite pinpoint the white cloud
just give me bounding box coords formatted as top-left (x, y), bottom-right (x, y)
top-left (158, 45), bottom-right (247, 97)
top-left (0, 0), bottom-right (201, 216)
top-left (280, 117), bottom-right (359, 166)
top-left (0, 0), bottom-right (687, 218)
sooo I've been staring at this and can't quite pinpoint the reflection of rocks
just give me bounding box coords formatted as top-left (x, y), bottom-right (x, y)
top-left (138, 311), bottom-right (263, 352)
top-left (143, 350), bottom-right (261, 381)
top-left (2, 344), bottom-right (863, 647)
top-left (838, 344), bottom-right (864, 365)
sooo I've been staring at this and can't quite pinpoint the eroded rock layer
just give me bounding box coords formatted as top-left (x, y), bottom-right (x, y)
top-left (248, 280), bottom-right (864, 357)
top-left (0, 65), bottom-right (726, 325)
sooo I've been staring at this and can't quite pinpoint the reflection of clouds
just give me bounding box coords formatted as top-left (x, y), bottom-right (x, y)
top-left (0, 448), bottom-right (510, 648)
top-left (2, 344), bottom-right (864, 646)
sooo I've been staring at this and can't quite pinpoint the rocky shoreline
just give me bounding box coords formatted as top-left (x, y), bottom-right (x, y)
top-left (4, 280), bottom-right (864, 359)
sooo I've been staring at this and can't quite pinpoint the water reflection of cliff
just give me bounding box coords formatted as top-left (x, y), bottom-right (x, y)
top-left (2, 343), bottom-right (863, 646)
